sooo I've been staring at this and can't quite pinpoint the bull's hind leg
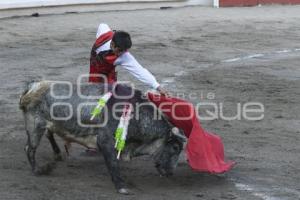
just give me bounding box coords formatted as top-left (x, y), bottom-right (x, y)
top-left (46, 129), bottom-right (63, 161)
top-left (24, 114), bottom-right (55, 175)
top-left (97, 131), bottom-right (130, 195)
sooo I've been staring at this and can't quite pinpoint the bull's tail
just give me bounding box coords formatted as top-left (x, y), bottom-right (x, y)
top-left (19, 81), bottom-right (32, 111)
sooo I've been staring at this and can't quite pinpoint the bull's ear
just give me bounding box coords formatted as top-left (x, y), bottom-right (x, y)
top-left (171, 127), bottom-right (187, 142)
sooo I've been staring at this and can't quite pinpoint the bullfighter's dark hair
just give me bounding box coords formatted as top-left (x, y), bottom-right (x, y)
top-left (112, 31), bottom-right (132, 51)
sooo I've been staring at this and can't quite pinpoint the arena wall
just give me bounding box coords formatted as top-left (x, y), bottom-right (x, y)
top-left (219, 0), bottom-right (300, 7)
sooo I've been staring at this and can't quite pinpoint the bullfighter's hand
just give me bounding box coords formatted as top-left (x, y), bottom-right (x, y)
top-left (157, 86), bottom-right (170, 97)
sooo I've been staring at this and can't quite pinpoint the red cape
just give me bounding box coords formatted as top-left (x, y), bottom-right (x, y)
top-left (148, 93), bottom-right (235, 173)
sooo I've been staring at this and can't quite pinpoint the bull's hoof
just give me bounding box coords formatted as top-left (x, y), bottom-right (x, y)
top-left (118, 188), bottom-right (131, 195)
top-left (166, 172), bottom-right (174, 177)
top-left (121, 152), bottom-right (131, 162)
top-left (54, 154), bottom-right (63, 161)
top-left (80, 149), bottom-right (98, 157)
top-left (156, 165), bottom-right (166, 177)
top-left (33, 162), bottom-right (56, 175)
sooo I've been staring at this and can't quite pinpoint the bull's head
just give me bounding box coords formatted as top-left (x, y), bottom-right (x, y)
top-left (154, 127), bottom-right (185, 177)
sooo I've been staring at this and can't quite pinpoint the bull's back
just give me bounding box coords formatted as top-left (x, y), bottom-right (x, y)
top-left (21, 81), bottom-right (170, 143)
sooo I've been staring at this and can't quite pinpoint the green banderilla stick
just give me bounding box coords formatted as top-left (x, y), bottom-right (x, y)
top-left (90, 99), bottom-right (106, 120)
top-left (116, 139), bottom-right (126, 159)
top-left (114, 127), bottom-right (123, 148)
top-left (90, 92), bottom-right (112, 120)
top-left (115, 104), bottom-right (132, 159)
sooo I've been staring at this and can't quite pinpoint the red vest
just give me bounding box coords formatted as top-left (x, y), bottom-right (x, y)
top-left (89, 31), bottom-right (118, 83)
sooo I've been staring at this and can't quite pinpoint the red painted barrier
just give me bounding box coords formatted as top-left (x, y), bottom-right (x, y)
top-left (220, 0), bottom-right (257, 6)
top-left (220, 0), bottom-right (300, 6)
top-left (259, 0), bottom-right (300, 3)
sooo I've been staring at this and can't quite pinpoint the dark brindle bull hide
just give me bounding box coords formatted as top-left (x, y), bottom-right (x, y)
top-left (19, 81), bottom-right (184, 194)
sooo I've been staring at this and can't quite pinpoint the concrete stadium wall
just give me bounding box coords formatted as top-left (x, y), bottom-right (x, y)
top-left (0, 0), bottom-right (178, 10)
top-left (219, 0), bottom-right (300, 6)
top-left (1, 0), bottom-right (298, 9)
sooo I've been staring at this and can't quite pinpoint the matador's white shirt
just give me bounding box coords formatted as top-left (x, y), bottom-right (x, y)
top-left (95, 23), bottom-right (160, 89)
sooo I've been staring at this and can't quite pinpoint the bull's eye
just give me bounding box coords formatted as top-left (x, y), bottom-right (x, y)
top-left (172, 145), bottom-right (180, 152)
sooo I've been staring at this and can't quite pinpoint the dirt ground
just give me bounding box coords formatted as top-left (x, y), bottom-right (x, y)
top-left (0, 5), bottom-right (300, 200)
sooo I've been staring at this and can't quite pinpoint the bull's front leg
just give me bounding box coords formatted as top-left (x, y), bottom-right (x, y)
top-left (97, 132), bottom-right (130, 195)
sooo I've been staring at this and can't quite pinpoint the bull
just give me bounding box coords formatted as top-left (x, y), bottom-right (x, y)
top-left (19, 80), bottom-right (185, 194)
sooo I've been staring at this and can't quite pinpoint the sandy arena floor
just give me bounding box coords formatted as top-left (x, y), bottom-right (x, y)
top-left (0, 5), bottom-right (300, 200)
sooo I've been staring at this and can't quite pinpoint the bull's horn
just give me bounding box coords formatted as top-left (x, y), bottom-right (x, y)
top-left (171, 127), bottom-right (187, 140)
